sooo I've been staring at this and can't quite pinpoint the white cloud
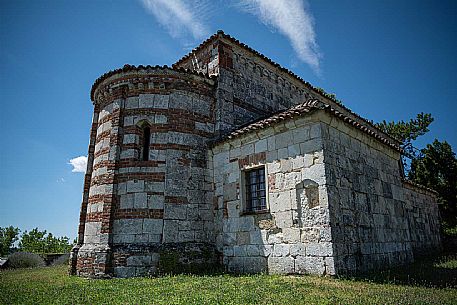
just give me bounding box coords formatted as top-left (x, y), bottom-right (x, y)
top-left (69, 156), bottom-right (87, 173)
top-left (140, 0), bottom-right (211, 41)
top-left (238, 0), bottom-right (322, 73)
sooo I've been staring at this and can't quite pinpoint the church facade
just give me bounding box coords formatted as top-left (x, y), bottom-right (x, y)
top-left (70, 31), bottom-right (441, 278)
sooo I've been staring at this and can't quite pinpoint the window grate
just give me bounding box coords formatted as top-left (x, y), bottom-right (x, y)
top-left (245, 167), bottom-right (267, 212)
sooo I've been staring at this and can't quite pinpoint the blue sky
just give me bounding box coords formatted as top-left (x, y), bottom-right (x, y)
top-left (1, 0), bottom-right (456, 239)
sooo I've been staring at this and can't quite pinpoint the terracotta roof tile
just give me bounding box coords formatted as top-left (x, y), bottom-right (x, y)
top-left (217, 99), bottom-right (403, 153)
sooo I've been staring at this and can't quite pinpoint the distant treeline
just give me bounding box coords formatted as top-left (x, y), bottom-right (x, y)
top-left (0, 227), bottom-right (75, 256)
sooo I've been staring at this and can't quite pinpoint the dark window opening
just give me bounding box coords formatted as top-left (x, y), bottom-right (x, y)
top-left (245, 167), bottom-right (267, 212)
top-left (142, 127), bottom-right (150, 161)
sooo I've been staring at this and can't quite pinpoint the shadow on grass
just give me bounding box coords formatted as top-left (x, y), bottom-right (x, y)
top-left (341, 251), bottom-right (457, 288)
top-left (155, 251), bottom-right (456, 288)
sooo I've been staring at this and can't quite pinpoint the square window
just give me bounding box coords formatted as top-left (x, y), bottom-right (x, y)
top-left (244, 167), bottom-right (268, 212)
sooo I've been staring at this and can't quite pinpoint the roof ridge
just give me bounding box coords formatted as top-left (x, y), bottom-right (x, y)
top-left (402, 179), bottom-right (438, 195)
top-left (172, 30), bottom-right (399, 146)
top-left (173, 30), bottom-right (339, 103)
top-left (90, 64), bottom-right (215, 101)
top-left (217, 98), bottom-right (403, 153)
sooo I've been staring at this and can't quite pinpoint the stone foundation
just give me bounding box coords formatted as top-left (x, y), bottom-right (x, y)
top-left (72, 242), bottom-right (220, 278)
top-left (72, 244), bottom-right (112, 278)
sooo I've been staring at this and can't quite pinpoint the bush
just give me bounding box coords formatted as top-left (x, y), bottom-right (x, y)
top-left (6, 252), bottom-right (45, 269)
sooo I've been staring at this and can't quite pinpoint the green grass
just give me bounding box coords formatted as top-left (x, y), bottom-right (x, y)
top-left (1, 255), bottom-right (456, 305)
top-left (348, 253), bottom-right (457, 288)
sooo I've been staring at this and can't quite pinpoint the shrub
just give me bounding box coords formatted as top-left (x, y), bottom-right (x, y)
top-left (6, 252), bottom-right (45, 269)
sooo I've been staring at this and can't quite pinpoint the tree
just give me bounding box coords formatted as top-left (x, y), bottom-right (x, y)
top-left (19, 228), bottom-right (47, 254)
top-left (375, 112), bottom-right (434, 158)
top-left (0, 226), bottom-right (20, 256)
top-left (409, 140), bottom-right (457, 223)
top-left (19, 228), bottom-right (73, 254)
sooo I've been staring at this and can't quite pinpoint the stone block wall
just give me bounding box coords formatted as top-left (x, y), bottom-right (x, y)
top-left (174, 34), bottom-right (390, 142)
top-left (72, 67), bottom-right (219, 277)
top-left (214, 43), bottom-right (313, 134)
top-left (320, 112), bottom-right (441, 274)
top-left (70, 106), bottom-right (101, 275)
top-left (212, 109), bottom-right (442, 275)
top-left (175, 38), bottom-right (315, 135)
top-left (402, 181), bottom-right (441, 256)
top-left (212, 112), bottom-right (336, 275)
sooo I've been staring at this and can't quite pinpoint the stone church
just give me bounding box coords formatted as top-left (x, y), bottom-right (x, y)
top-left (70, 31), bottom-right (441, 278)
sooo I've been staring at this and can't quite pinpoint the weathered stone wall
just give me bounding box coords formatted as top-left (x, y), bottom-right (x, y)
top-left (70, 107), bottom-right (100, 275)
top-left (74, 96), bottom-right (121, 278)
top-left (174, 35), bottom-right (395, 144)
top-left (72, 67), bottom-right (218, 277)
top-left (175, 39), bottom-right (315, 135)
top-left (402, 181), bottom-right (441, 256)
top-left (320, 111), bottom-right (441, 274)
top-left (212, 112), bottom-right (335, 275)
top-left (212, 109), bottom-right (442, 275)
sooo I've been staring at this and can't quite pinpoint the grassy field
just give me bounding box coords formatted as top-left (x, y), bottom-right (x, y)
top-left (0, 254), bottom-right (456, 305)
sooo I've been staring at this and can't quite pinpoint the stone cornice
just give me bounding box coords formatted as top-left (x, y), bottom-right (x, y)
top-left (91, 64), bottom-right (216, 102)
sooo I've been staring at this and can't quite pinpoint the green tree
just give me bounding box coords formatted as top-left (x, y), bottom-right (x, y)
top-left (19, 228), bottom-right (73, 254)
top-left (375, 112), bottom-right (434, 157)
top-left (19, 228), bottom-right (47, 254)
top-left (46, 234), bottom-right (73, 253)
top-left (409, 140), bottom-right (457, 224)
top-left (0, 226), bottom-right (20, 256)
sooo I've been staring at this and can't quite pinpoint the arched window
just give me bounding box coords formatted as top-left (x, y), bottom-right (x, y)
top-left (142, 126), bottom-right (150, 161)
top-left (135, 120), bottom-right (151, 162)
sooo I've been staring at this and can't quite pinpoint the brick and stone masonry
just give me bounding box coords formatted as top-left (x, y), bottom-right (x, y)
top-left (71, 31), bottom-right (441, 278)
top-left (71, 67), bottom-right (219, 277)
